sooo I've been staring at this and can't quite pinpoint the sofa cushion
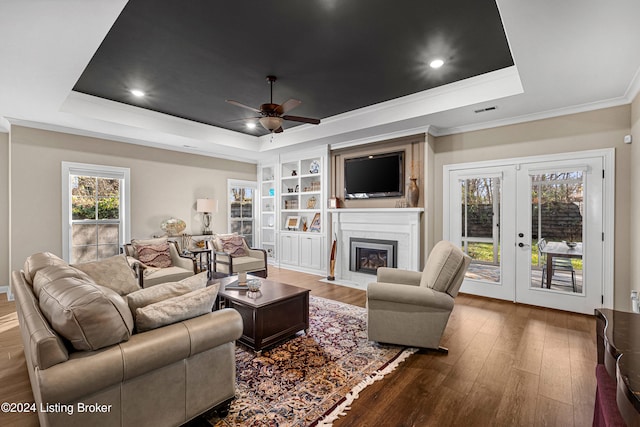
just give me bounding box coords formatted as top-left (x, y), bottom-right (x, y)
top-left (214, 233), bottom-right (247, 257)
top-left (126, 271), bottom-right (209, 317)
top-left (32, 265), bottom-right (92, 299)
top-left (420, 241), bottom-right (466, 293)
top-left (23, 252), bottom-right (68, 286)
top-left (73, 254), bottom-right (140, 295)
top-left (135, 284), bottom-right (219, 332)
top-left (141, 266), bottom-right (195, 287)
top-left (38, 275), bottom-right (134, 351)
top-left (215, 255), bottom-right (264, 274)
top-left (132, 237), bottom-right (173, 268)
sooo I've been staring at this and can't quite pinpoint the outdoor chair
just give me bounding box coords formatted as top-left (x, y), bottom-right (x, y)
top-left (538, 238), bottom-right (577, 292)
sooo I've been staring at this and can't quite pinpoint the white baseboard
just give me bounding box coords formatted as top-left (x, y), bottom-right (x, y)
top-left (0, 285), bottom-right (12, 301)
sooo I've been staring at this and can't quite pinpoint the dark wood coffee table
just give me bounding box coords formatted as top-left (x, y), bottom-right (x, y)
top-left (216, 275), bottom-right (310, 354)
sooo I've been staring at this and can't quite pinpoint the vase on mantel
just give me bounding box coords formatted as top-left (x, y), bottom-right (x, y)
top-left (407, 177), bottom-right (419, 207)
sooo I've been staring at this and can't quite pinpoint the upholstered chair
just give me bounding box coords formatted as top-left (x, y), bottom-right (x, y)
top-left (367, 240), bottom-right (471, 352)
top-left (212, 233), bottom-right (268, 278)
top-left (123, 237), bottom-right (197, 287)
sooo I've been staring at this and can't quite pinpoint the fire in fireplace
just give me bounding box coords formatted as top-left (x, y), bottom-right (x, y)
top-left (349, 238), bottom-right (398, 275)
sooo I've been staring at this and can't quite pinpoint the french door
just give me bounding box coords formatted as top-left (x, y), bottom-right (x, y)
top-left (445, 152), bottom-right (608, 314)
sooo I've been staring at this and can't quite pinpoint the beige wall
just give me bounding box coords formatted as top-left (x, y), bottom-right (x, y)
top-left (630, 93), bottom-right (640, 295)
top-left (432, 105), bottom-right (632, 309)
top-left (9, 126), bottom-right (256, 272)
top-left (0, 132), bottom-right (8, 288)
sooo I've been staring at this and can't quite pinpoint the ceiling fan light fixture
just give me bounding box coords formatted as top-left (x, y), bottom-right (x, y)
top-left (259, 116), bottom-right (283, 132)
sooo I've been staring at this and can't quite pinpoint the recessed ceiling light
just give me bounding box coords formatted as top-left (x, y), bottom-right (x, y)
top-left (130, 89), bottom-right (145, 97)
top-left (429, 59), bottom-right (445, 69)
top-left (246, 122), bottom-right (257, 130)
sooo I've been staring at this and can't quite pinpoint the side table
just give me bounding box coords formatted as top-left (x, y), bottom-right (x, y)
top-left (184, 248), bottom-right (212, 279)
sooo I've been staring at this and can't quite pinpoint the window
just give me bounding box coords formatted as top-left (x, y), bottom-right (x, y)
top-left (62, 162), bottom-right (130, 263)
top-left (227, 180), bottom-right (256, 246)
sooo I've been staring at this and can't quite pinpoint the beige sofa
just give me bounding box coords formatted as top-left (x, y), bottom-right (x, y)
top-left (12, 252), bottom-right (243, 427)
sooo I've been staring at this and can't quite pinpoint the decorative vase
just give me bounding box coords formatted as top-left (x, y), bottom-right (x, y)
top-left (407, 178), bottom-right (419, 207)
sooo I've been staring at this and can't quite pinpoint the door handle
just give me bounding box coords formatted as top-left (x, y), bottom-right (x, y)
top-left (518, 242), bottom-right (530, 248)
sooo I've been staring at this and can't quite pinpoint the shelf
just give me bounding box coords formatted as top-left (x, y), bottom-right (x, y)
top-left (281, 209), bottom-right (321, 213)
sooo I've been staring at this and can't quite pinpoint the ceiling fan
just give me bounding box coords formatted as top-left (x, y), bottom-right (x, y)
top-left (226, 75), bottom-right (321, 133)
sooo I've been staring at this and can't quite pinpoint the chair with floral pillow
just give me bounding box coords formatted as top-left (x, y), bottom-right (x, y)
top-left (212, 233), bottom-right (267, 278)
top-left (123, 237), bottom-right (197, 287)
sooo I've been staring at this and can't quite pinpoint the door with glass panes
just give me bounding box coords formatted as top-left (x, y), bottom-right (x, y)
top-left (446, 154), bottom-right (604, 314)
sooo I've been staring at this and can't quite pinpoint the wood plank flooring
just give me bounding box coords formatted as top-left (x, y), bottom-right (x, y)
top-left (0, 267), bottom-right (596, 426)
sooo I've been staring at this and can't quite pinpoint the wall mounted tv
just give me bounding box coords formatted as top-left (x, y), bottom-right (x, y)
top-left (344, 151), bottom-right (404, 199)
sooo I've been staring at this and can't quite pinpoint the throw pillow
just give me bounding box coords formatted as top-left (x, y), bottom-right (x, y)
top-left (23, 252), bottom-right (68, 286)
top-left (126, 271), bottom-right (209, 318)
top-left (215, 234), bottom-right (247, 257)
top-left (135, 283), bottom-right (220, 332)
top-left (132, 238), bottom-right (173, 268)
top-left (38, 275), bottom-right (134, 351)
top-left (73, 254), bottom-right (140, 295)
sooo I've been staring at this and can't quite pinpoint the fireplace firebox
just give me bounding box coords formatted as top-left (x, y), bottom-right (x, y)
top-left (349, 238), bottom-right (398, 275)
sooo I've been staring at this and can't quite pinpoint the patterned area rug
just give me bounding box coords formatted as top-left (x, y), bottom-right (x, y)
top-left (208, 296), bottom-right (415, 426)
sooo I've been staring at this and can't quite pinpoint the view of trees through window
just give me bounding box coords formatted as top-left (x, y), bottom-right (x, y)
top-left (461, 172), bottom-right (584, 269)
top-left (71, 176), bottom-right (121, 263)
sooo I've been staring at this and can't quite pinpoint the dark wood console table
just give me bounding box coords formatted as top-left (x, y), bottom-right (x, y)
top-left (595, 308), bottom-right (640, 426)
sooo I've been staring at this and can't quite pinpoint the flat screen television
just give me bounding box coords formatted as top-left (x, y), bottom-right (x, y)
top-left (344, 151), bottom-right (404, 199)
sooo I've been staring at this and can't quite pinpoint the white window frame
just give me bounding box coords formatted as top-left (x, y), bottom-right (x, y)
top-left (61, 162), bottom-right (131, 263)
top-left (227, 179), bottom-right (256, 245)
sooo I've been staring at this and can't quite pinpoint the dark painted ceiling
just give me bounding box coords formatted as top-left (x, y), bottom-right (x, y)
top-left (73, 0), bottom-right (513, 136)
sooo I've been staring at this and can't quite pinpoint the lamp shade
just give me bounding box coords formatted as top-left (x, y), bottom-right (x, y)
top-left (196, 198), bottom-right (218, 213)
top-left (259, 116), bottom-right (283, 132)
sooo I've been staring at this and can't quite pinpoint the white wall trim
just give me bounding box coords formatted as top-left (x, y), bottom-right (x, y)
top-left (431, 97), bottom-right (632, 137)
top-left (7, 127), bottom-right (13, 301)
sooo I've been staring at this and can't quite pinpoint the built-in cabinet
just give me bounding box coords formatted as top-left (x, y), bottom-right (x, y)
top-left (257, 149), bottom-right (327, 275)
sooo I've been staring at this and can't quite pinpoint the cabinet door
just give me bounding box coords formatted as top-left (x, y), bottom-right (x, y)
top-left (299, 235), bottom-right (322, 270)
top-left (280, 234), bottom-right (299, 265)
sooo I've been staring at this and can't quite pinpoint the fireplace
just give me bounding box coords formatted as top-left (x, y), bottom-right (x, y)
top-left (349, 238), bottom-right (398, 275)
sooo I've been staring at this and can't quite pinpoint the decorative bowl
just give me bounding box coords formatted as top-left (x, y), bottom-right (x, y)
top-left (565, 241), bottom-right (577, 248)
top-left (246, 279), bottom-right (262, 292)
top-left (161, 218), bottom-right (186, 236)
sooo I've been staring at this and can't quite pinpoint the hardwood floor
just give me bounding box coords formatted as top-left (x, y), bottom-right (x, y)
top-left (0, 267), bottom-right (596, 426)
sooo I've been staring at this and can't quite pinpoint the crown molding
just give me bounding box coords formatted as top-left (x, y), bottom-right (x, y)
top-left (431, 96), bottom-right (632, 137)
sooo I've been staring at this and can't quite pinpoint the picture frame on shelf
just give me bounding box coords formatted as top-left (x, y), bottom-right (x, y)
top-left (309, 213), bottom-right (321, 232)
top-left (286, 216), bottom-right (301, 231)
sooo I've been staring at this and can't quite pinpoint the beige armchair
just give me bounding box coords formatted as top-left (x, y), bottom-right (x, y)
top-left (367, 240), bottom-right (471, 352)
top-left (123, 238), bottom-right (197, 287)
top-left (212, 234), bottom-right (267, 278)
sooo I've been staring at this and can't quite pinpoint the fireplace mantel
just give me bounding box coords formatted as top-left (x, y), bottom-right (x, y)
top-left (327, 208), bottom-right (424, 214)
top-left (327, 208), bottom-right (423, 288)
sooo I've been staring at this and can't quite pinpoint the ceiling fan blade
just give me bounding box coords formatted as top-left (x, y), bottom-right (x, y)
top-left (282, 115), bottom-right (321, 125)
top-left (225, 99), bottom-right (261, 113)
top-left (274, 126), bottom-right (284, 133)
top-left (276, 99), bottom-right (302, 115)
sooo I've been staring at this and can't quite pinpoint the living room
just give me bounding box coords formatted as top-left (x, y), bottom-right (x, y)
top-left (2, 1), bottom-right (640, 426)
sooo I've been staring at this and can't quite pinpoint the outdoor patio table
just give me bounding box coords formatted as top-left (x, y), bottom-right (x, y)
top-left (540, 241), bottom-right (582, 288)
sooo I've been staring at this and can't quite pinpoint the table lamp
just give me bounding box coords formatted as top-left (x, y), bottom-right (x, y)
top-left (196, 198), bottom-right (218, 235)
